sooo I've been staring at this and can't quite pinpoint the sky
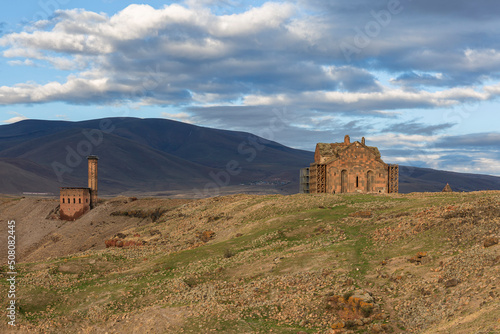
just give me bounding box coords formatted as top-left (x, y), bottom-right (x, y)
top-left (0, 0), bottom-right (500, 176)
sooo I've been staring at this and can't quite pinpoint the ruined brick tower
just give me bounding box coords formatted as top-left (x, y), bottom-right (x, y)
top-left (59, 155), bottom-right (99, 220)
top-left (300, 135), bottom-right (398, 194)
top-left (88, 155), bottom-right (98, 208)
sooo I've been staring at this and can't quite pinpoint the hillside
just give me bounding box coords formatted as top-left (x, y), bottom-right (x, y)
top-left (0, 118), bottom-right (312, 196)
top-left (1, 117), bottom-right (500, 196)
top-left (0, 192), bottom-right (498, 333)
top-left (398, 166), bottom-right (500, 193)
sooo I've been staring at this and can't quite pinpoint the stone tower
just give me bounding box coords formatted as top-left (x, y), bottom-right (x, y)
top-left (88, 155), bottom-right (99, 208)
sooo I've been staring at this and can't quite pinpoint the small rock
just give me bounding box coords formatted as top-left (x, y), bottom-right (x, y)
top-left (444, 278), bottom-right (459, 287)
top-left (371, 323), bottom-right (383, 333)
top-left (331, 321), bottom-right (345, 329)
top-left (484, 237), bottom-right (499, 248)
top-left (352, 290), bottom-right (374, 303)
top-left (115, 232), bottom-right (127, 239)
top-left (150, 229), bottom-right (161, 236)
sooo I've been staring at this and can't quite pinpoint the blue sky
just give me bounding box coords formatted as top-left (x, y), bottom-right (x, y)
top-left (1, 0), bottom-right (500, 175)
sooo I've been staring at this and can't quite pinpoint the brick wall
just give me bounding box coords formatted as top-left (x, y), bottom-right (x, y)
top-left (60, 188), bottom-right (91, 221)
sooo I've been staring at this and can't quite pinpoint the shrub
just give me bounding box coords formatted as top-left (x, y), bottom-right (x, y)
top-left (223, 248), bottom-right (235, 258)
top-left (344, 320), bottom-right (356, 329)
top-left (197, 230), bottom-right (215, 242)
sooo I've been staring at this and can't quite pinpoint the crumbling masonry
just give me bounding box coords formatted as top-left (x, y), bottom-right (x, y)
top-left (300, 135), bottom-right (398, 194)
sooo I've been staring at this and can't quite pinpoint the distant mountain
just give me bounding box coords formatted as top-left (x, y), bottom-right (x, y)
top-left (399, 165), bottom-right (500, 193)
top-left (0, 117), bottom-right (312, 195)
top-left (0, 117), bottom-right (499, 196)
top-left (0, 158), bottom-right (76, 194)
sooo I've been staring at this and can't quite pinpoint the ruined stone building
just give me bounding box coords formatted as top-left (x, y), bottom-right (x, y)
top-left (59, 156), bottom-right (99, 220)
top-left (300, 135), bottom-right (398, 194)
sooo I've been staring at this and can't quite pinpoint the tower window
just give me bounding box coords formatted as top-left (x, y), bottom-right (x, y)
top-left (356, 176), bottom-right (359, 188)
top-left (79, 198), bottom-right (81, 204)
top-left (62, 198), bottom-right (65, 204)
top-left (73, 198), bottom-right (76, 204)
top-left (68, 198), bottom-right (70, 203)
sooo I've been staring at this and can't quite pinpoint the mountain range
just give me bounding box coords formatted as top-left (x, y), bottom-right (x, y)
top-left (0, 117), bottom-right (499, 196)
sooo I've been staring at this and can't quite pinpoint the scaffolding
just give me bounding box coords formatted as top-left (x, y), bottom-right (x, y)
top-left (299, 167), bottom-right (310, 193)
top-left (309, 164), bottom-right (326, 193)
top-left (388, 164), bottom-right (399, 193)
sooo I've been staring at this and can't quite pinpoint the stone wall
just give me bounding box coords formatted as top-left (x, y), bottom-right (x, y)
top-left (59, 188), bottom-right (91, 221)
top-left (308, 136), bottom-right (396, 194)
top-left (326, 142), bottom-right (388, 194)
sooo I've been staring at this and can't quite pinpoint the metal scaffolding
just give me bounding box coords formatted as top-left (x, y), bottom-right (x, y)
top-left (299, 167), bottom-right (310, 193)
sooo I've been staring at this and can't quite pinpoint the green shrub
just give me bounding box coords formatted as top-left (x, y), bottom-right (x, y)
top-left (223, 248), bottom-right (235, 258)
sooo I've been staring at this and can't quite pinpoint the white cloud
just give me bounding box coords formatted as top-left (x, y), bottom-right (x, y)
top-left (0, 1), bottom-right (499, 139)
top-left (3, 112), bottom-right (28, 124)
top-left (7, 59), bottom-right (35, 66)
top-left (367, 133), bottom-right (439, 148)
top-left (211, 2), bottom-right (295, 37)
top-left (161, 112), bottom-right (194, 123)
top-left (242, 85), bottom-right (492, 111)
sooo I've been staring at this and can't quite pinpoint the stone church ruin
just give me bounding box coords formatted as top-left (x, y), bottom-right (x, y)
top-left (300, 135), bottom-right (398, 194)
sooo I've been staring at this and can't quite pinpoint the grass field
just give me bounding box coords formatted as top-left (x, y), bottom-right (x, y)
top-left (0, 191), bottom-right (499, 333)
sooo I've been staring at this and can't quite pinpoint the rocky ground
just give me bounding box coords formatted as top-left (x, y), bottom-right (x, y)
top-left (0, 191), bottom-right (499, 333)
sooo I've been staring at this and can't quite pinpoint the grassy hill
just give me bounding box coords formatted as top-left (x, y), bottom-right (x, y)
top-left (0, 192), bottom-right (498, 333)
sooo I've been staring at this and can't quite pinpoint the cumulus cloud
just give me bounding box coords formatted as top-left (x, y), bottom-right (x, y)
top-left (242, 86), bottom-right (491, 113)
top-left (370, 132), bottom-right (500, 175)
top-left (0, 1), bottom-right (499, 110)
top-left (0, 1), bottom-right (500, 175)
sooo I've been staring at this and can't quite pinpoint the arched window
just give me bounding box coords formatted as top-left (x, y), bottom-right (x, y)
top-left (68, 198), bottom-right (70, 203)
top-left (73, 198), bottom-right (76, 204)
top-left (62, 198), bottom-right (65, 204)
top-left (79, 198), bottom-right (81, 204)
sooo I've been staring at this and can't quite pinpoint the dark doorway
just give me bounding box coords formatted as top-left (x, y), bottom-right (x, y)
top-left (366, 171), bottom-right (374, 192)
top-left (341, 170), bottom-right (348, 193)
